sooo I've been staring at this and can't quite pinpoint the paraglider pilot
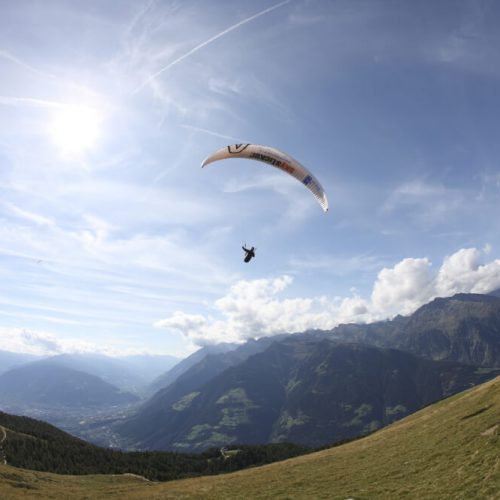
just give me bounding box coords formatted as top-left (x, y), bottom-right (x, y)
top-left (242, 245), bottom-right (256, 263)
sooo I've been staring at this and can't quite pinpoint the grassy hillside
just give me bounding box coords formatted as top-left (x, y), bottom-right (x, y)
top-left (1, 376), bottom-right (499, 499)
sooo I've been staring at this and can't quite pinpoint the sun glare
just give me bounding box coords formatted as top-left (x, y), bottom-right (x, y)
top-left (48, 104), bottom-right (102, 156)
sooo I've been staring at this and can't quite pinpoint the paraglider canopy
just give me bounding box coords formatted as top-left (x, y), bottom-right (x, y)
top-left (201, 144), bottom-right (328, 212)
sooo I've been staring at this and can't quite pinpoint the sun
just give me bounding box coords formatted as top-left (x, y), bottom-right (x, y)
top-left (48, 104), bottom-right (102, 156)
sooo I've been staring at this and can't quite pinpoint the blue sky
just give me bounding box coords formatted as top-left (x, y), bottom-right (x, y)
top-left (1, 0), bottom-right (500, 357)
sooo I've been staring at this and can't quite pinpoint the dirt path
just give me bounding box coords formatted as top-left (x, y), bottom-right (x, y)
top-left (0, 426), bottom-right (7, 465)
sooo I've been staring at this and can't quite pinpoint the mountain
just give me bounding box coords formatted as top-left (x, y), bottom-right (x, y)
top-left (121, 336), bottom-right (288, 445)
top-left (316, 292), bottom-right (500, 367)
top-left (116, 354), bottom-right (179, 384)
top-left (148, 343), bottom-right (239, 394)
top-left (392, 293), bottom-right (500, 366)
top-left (73, 338), bottom-right (283, 448)
top-left (43, 353), bottom-right (147, 393)
top-left (116, 338), bottom-right (500, 451)
top-left (115, 292), bottom-right (500, 451)
top-left (42, 353), bottom-right (179, 395)
top-left (0, 351), bottom-right (45, 376)
top-left (0, 361), bottom-right (139, 408)
top-left (1, 376), bottom-right (499, 499)
top-left (147, 337), bottom-right (284, 405)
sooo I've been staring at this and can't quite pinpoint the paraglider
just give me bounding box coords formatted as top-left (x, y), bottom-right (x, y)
top-left (242, 245), bottom-right (256, 263)
top-left (202, 144), bottom-right (328, 263)
top-left (201, 144), bottom-right (328, 212)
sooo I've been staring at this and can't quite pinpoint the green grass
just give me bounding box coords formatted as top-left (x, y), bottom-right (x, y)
top-left (1, 376), bottom-right (499, 499)
top-left (172, 391), bottom-right (200, 411)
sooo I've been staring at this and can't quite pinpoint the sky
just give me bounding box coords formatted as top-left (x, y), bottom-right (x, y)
top-left (1, 0), bottom-right (500, 358)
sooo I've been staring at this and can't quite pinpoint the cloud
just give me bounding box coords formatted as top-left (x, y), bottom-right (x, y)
top-left (3, 201), bottom-right (56, 227)
top-left (0, 327), bottom-right (97, 356)
top-left (133, 0), bottom-right (291, 94)
top-left (371, 257), bottom-right (434, 316)
top-left (154, 275), bottom-right (364, 346)
top-left (154, 312), bottom-right (208, 339)
top-left (0, 96), bottom-right (61, 109)
top-left (0, 188), bottom-right (239, 343)
top-left (0, 326), bottom-right (165, 357)
top-left (0, 208), bottom-right (235, 308)
top-left (436, 248), bottom-right (500, 296)
top-left (0, 49), bottom-right (56, 80)
top-left (155, 247), bottom-right (500, 346)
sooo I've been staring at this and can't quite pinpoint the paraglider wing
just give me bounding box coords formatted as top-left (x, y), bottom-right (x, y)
top-left (201, 144), bottom-right (328, 212)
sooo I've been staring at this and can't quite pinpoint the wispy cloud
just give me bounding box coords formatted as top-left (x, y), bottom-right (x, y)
top-left (0, 326), bottom-right (157, 356)
top-left (0, 96), bottom-right (62, 109)
top-left (123, 0), bottom-right (157, 39)
top-left (133, 0), bottom-right (291, 94)
top-left (0, 49), bottom-right (56, 80)
top-left (3, 201), bottom-right (55, 227)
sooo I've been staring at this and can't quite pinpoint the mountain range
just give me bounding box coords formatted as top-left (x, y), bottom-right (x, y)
top-left (1, 291), bottom-right (499, 453)
top-left (115, 292), bottom-right (500, 451)
top-left (323, 292), bottom-right (500, 367)
top-left (0, 351), bottom-right (179, 401)
top-left (0, 353), bottom-right (179, 433)
top-left (148, 343), bottom-right (239, 395)
top-left (44, 353), bottom-right (179, 395)
top-left (0, 361), bottom-right (139, 408)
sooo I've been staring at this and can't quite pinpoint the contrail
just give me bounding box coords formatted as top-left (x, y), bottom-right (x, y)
top-left (0, 96), bottom-right (62, 108)
top-left (125, 0), bottom-right (157, 37)
top-left (0, 49), bottom-right (57, 80)
top-left (152, 124), bottom-right (243, 183)
top-left (133, 0), bottom-right (291, 94)
top-left (180, 124), bottom-right (243, 143)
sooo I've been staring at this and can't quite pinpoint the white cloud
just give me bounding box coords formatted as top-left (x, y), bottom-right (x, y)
top-left (155, 275), bottom-right (363, 345)
top-left (3, 201), bottom-right (56, 227)
top-left (154, 312), bottom-right (208, 337)
top-left (0, 326), bottom-right (174, 357)
top-left (155, 247), bottom-right (500, 346)
top-left (371, 257), bottom-right (434, 316)
top-left (0, 327), bottom-right (101, 356)
top-left (436, 248), bottom-right (500, 296)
